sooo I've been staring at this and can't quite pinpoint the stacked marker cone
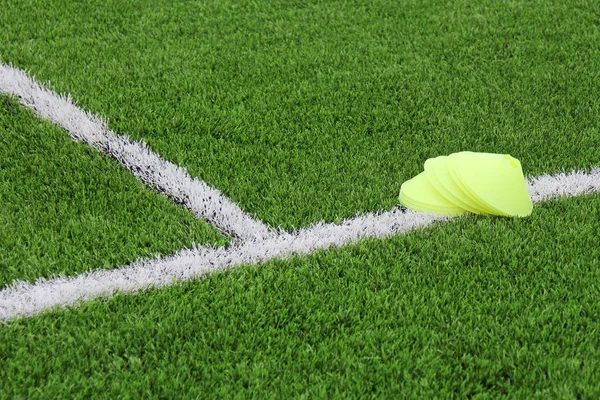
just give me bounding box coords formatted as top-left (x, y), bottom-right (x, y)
top-left (399, 152), bottom-right (533, 217)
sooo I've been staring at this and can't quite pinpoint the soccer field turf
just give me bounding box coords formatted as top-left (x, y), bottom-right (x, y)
top-left (2, 0), bottom-right (600, 397)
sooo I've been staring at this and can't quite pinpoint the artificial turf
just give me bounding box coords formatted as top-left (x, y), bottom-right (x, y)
top-left (2, 0), bottom-right (600, 397)
top-left (1, 193), bottom-right (599, 398)
top-left (2, 0), bottom-right (600, 229)
top-left (0, 95), bottom-right (226, 288)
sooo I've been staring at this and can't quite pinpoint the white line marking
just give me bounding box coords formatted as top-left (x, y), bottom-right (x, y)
top-left (1, 167), bottom-right (599, 321)
top-left (0, 62), bottom-right (273, 241)
top-left (1, 61), bottom-right (600, 321)
top-left (0, 209), bottom-right (441, 321)
top-left (528, 168), bottom-right (600, 202)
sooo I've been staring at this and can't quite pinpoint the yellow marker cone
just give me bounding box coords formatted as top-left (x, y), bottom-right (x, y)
top-left (399, 152), bottom-right (533, 217)
top-left (451, 152), bottom-right (533, 217)
top-left (446, 153), bottom-right (504, 215)
top-left (399, 172), bottom-right (465, 216)
top-left (424, 156), bottom-right (487, 214)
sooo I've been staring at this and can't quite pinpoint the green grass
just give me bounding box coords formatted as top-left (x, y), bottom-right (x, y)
top-left (1, 193), bottom-right (599, 398)
top-left (2, 0), bottom-right (600, 397)
top-left (0, 95), bottom-right (225, 288)
top-left (2, 0), bottom-right (599, 229)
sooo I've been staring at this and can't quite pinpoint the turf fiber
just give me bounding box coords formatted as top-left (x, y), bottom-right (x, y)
top-left (1, 194), bottom-right (599, 398)
top-left (1, 0), bottom-right (600, 397)
top-left (0, 95), bottom-right (225, 288)
top-left (2, 0), bottom-right (600, 229)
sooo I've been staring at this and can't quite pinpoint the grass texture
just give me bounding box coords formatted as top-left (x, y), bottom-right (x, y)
top-left (1, 0), bottom-right (600, 397)
top-left (0, 95), bottom-right (225, 288)
top-left (2, 0), bottom-right (599, 229)
top-left (1, 193), bottom-right (599, 398)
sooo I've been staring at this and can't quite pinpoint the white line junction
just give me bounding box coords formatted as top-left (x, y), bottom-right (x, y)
top-left (1, 62), bottom-right (599, 321)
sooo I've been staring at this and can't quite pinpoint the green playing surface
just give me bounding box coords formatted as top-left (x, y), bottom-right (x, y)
top-left (1, 0), bottom-right (600, 397)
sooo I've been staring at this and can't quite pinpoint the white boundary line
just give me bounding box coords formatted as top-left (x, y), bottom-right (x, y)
top-left (0, 63), bottom-right (273, 241)
top-left (1, 167), bottom-right (600, 321)
top-left (0, 209), bottom-right (440, 321)
top-left (527, 169), bottom-right (600, 202)
top-left (1, 62), bottom-right (600, 321)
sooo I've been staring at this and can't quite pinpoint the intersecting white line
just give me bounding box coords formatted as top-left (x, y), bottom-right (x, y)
top-left (1, 167), bottom-right (599, 321)
top-left (1, 61), bottom-right (600, 322)
top-left (0, 62), bottom-right (273, 241)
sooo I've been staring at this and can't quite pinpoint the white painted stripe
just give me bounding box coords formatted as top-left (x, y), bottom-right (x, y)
top-left (0, 63), bottom-right (273, 241)
top-left (0, 209), bottom-right (441, 321)
top-left (527, 167), bottom-right (600, 202)
top-left (2, 166), bottom-right (599, 321)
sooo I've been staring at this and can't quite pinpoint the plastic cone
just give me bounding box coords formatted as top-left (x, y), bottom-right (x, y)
top-left (446, 153), bottom-right (505, 215)
top-left (451, 152), bottom-right (532, 217)
top-left (424, 156), bottom-right (487, 214)
top-left (399, 151), bottom-right (533, 217)
top-left (399, 172), bottom-right (465, 216)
